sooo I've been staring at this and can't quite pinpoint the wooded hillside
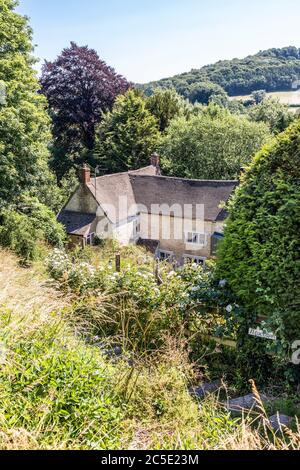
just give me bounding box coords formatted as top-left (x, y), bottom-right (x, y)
top-left (142, 47), bottom-right (300, 99)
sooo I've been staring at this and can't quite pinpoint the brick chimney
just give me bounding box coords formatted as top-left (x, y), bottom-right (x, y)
top-left (80, 164), bottom-right (91, 185)
top-left (150, 153), bottom-right (161, 175)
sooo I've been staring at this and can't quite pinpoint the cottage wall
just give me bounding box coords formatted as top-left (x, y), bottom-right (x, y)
top-left (112, 218), bottom-right (140, 246)
top-left (65, 186), bottom-right (98, 214)
top-left (140, 212), bottom-right (225, 261)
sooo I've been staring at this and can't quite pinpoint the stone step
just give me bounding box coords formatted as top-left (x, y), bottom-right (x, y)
top-left (268, 414), bottom-right (292, 431)
top-left (190, 380), bottom-right (222, 399)
top-left (225, 393), bottom-right (270, 413)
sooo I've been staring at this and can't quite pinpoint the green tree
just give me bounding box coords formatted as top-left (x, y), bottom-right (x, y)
top-left (96, 90), bottom-right (160, 173)
top-left (186, 81), bottom-right (228, 105)
top-left (159, 104), bottom-right (270, 180)
top-left (0, 0), bottom-right (59, 208)
top-left (250, 90), bottom-right (267, 104)
top-left (248, 97), bottom-right (295, 133)
top-left (217, 119), bottom-right (300, 347)
top-left (146, 88), bottom-right (188, 132)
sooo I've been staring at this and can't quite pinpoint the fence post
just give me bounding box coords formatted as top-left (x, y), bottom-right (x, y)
top-left (155, 259), bottom-right (163, 285)
top-left (115, 253), bottom-right (121, 273)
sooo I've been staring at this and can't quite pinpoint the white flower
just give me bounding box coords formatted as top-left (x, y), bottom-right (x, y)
top-left (226, 304), bottom-right (233, 313)
top-left (168, 271), bottom-right (176, 278)
top-left (219, 280), bottom-right (227, 288)
top-left (191, 286), bottom-right (200, 292)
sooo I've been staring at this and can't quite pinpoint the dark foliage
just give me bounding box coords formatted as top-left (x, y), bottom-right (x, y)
top-left (40, 42), bottom-right (130, 179)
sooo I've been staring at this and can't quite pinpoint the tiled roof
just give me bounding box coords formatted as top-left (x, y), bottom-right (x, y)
top-left (130, 176), bottom-right (238, 222)
top-left (86, 166), bottom-right (157, 224)
top-left (57, 211), bottom-right (96, 236)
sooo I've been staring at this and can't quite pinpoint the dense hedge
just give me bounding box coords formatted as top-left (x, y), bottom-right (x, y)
top-left (217, 119), bottom-right (300, 348)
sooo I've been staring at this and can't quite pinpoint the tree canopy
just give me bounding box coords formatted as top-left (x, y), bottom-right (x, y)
top-left (40, 42), bottom-right (130, 179)
top-left (145, 88), bottom-right (187, 132)
top-left (141, 47), bottom-right (300, 98)
top-left (0, 0), bottom-right (58, 207)
top-left (247, 97), bottom-right (295, 133)
top-left (159, 104), bottom-right (271, 180)
top-left (95, 90), bottom-right (160, 174)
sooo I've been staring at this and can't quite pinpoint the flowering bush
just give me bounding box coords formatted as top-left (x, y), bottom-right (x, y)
top-left (46, 249), bottom-right (237, 354)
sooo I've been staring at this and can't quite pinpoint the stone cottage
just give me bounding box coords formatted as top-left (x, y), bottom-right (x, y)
top-left (58, 154), bottom-right (238, 265)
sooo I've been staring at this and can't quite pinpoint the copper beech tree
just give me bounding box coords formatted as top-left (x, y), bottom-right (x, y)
top-left (41, 42), bottom-right (130, 179)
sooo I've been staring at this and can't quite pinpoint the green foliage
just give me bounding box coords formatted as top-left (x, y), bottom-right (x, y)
top-left (0, 0), bottom-right (59, 207)
top-left (145, 88), bottom-right (188, 132)
top-left (0, 307), bottom-right (123, 450)
top-left (186, 81), bottom-right (229, 105)
top-left (95, 90), bottom-right (160, 173)
top-left (142, 46), bottom-right (300, 97)
top-left (0, 199), bottom-right (65, 263)
top-left (217, 119), bottom-right (300, 359)
top-left (19, 196), bottom-right (66, 246)
top-left (0, 209), bottom-right (40, 262)
top-left (247, 97), bottom-right (295, 133)
top-left (159, 104), bottom-right (271, 180)
top-left (250, 90), bottom-right (267, 104)
top-left (47, 248), bottom-right (220, 352)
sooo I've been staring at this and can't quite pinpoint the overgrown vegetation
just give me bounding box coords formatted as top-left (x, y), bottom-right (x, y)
top-left (217, 118), bottom-right (300, 372)
top-left (1, 248), bottom-right (300, 450)
top-left (1, 0), bottom-right (300, 451)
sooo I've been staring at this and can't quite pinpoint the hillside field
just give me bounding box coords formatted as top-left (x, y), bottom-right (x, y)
top-left (230, 90), bottom-right (300, 113)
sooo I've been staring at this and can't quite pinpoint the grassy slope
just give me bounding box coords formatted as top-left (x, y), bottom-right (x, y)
top-left (0, 248), bottom-right (299, 450)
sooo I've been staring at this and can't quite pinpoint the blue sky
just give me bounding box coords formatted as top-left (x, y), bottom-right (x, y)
top-left (18, 0), bottom-right (300, 83)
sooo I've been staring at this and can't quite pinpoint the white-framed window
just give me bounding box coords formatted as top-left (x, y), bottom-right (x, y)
top-left (185, 232), bottom-right (207, 246)
top-left (184, 255), bottom-right (207, 266)
top-left (86, 233), bottom-right (95, 246)
top-left (158, 250), bottom-right (174, 262)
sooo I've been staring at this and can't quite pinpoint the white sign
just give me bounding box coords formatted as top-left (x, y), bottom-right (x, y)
top-left (248, 328), bottom-right (277, 341)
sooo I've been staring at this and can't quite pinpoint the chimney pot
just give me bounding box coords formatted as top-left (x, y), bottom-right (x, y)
top-left (150, 153), bottom-right (161, 175)
top-left (80, 164), bottom-right (91, 185)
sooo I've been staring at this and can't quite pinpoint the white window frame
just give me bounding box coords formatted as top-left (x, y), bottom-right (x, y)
top-left (133, 218), bottom-right (141, 238)
top-left (185, 232), bottom-right (207, 246)
top-left (183, 254), bottom-right (207, 266)
top-left (158, 250), bottom-right (174, 262)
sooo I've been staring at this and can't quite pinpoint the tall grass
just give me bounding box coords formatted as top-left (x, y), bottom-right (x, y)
top-left (0, 248), bottom-right (300, 450)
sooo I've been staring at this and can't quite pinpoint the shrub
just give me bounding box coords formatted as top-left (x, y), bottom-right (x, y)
top-left (217, 119), bottom-right (300, 365)
top-left (0, 199), bottom-right (66, 263)
top-left (0, 209), bottom-right (40, 262)
top-left (46, 249), bottom-right (229, 354)
top-left (22, 197), bottom-right (66, 247)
